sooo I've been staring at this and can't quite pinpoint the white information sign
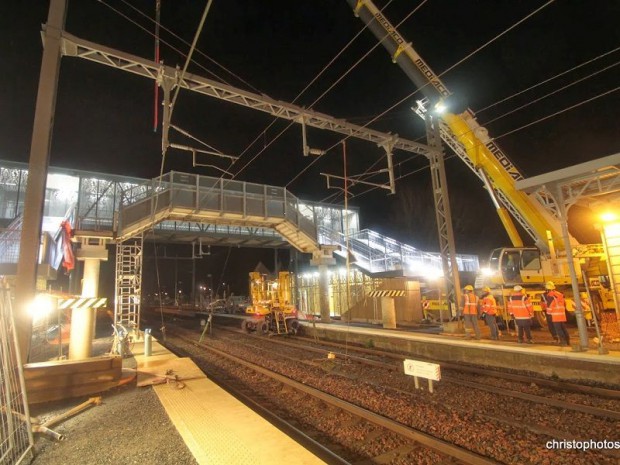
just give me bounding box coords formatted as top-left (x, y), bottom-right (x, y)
top-left (403, 359), bottom-right (441, 381)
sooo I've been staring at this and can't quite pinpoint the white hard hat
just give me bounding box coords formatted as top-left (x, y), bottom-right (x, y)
top-left (513, 285), bottom-right (523, 292)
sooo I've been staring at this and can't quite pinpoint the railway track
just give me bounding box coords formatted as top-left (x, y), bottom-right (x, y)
top-left (158, 328), bottom-right (497, 465)
top-left (237, 330), bottom-right (620, 419)
top-left (150, 321), bottom-right (620, 465)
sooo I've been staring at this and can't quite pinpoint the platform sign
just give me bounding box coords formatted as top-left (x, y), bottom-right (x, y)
top-left (403, 359), bottom-right (441, 381)
top-left (404, 359), bottom-right (441, 393)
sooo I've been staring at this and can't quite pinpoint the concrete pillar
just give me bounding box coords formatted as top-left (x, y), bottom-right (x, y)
top-left (69, 258), bottom-right (100, 360)
top-left (68, 306), bottom-right (94, 360)
top-left (381, 297), bottom-right (396, 329)
top-left (318, 264), bottom-right (331, 323)
top-left (69, 240), bottom-right (108, 360)
top-left (310, 246), bottom-right (338, 323)
top-left (82, 259), bottom-right (100, 297)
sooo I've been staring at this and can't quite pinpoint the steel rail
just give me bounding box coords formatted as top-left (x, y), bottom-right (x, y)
top-left (218, 329), bottom-right (620, 422)
top-left (293, 334), bottom-right (620, 399)
top-left (157, 336), bottom-right (352, 465)
top-left (192, 340), bottom-right (498, 465)
top-left (161, 323), bottom-right (620, 462)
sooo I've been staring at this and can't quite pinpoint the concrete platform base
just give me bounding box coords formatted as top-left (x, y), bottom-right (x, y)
top-left (302, 322), bottom-right (620, 387)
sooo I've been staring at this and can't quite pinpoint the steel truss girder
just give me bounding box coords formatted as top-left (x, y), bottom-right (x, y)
top-left (425, 114), bottom-right (461, 306)
top-left (59, 32), bottom-right (432, 156)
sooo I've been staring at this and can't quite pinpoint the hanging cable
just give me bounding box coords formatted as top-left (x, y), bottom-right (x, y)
top-left (492, 85), bottom-right (619, 140)
top-left (288, 0), bottom-right (557, 191)
top-left (169, 0), bottom-right (214, 120)
top-left (477, 45), bottom-right (620, 113)
top-left (115, 0), bottom-right (262, 93)
top-left (482, 60), bottom-right (620, 126)
top-left (215, 247), bottom-right (232, 299)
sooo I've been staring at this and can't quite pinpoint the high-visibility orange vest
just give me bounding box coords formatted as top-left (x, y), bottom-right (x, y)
top-left (545, 290), bottom-right (566, 322)
top-left (480, 294), bottom-right (497, 315)
top-left (462, 292), bottom-right (479, 315)
top-left (507, 293), bottom-right (533, 319)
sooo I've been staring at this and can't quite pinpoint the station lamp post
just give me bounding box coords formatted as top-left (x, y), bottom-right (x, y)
top-left (598, 209), bottom-right (620, 323)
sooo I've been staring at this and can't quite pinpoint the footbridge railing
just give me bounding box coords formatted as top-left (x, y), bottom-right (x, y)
top-left (318, 226), bottom-right (479, 277)
top-left (118, 172), bottom-right (319, 253)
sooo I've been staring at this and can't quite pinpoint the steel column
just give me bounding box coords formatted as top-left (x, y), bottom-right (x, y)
top-left (15, 0), bottom-right (67, 363)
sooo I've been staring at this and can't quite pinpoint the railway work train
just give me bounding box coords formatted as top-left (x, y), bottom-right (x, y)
top-left (242, 271), bottom-right (300, 335)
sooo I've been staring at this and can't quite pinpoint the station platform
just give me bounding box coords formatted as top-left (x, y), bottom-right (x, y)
top-left (132, 338), bottom-right (326, 465)
top-left (299, 320), bottom-right (620, 386)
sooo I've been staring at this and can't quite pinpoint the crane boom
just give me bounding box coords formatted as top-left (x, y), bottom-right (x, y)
top-left (347, 0), bottom-right (569, 252)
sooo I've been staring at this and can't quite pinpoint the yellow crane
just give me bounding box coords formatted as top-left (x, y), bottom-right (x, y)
top-left (346, 0), bottom-right (614, 322)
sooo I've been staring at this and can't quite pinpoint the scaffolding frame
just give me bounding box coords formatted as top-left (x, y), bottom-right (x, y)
top-left (114, 237), bottom-right (143, 332)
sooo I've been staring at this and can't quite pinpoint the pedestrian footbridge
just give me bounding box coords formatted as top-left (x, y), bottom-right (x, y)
top-left (0, 160), bottom-right (478, 278)
top-left (117, 172), bottom-right (319, 253)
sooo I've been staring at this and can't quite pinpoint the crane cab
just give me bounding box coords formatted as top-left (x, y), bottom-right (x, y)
top-left (487, 247), bottom-right (545, 286)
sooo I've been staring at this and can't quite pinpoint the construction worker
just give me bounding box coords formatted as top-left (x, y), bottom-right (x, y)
top-left (480, 286), bottom-right (500, 340)
top-left (540, 285), bottom-right (559, 343)
top-left (461, 285), bottom-right (481, 340)
top-left (541, 281), bottom-right (570, 346)
top-left (507, 285), bottom-right (534, 344)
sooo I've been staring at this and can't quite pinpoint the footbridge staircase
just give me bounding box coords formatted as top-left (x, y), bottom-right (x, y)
top-left (318, 226), bottom-right (479, 277)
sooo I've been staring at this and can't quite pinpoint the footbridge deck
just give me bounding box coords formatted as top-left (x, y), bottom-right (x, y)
top-left (118, 172), bottom-right (319, 253)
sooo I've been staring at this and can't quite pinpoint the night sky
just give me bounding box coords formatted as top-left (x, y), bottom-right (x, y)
top-left (1, 1), bottom-right (619, 295)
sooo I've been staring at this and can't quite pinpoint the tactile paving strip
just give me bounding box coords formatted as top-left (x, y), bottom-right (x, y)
top-left (139, 341), bottom-right (325, 465)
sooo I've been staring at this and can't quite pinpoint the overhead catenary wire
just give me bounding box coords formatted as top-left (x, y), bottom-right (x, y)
top-left (97, 0), bottom-right (232, 85)
top-left (477, 45), bottom-right (620, 113)
top-left (344, 57), bottom-right (620, 197)
top-left (229, 0), bottom-right (400, 178)
top-left (287, 0), bottom-right (556, 190)
top-left (341, 45), bottom-right (620, 125)
top-left (338, 84), bottom-right (620, 204)
top-left (306, 0), bottom-right (427, 110)
top-left (102, 0), bottom-right (260, 93)
top-left (493, 85), bottom-right (620, 140)
top-left (482, 60), bottom-right (620, 126)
